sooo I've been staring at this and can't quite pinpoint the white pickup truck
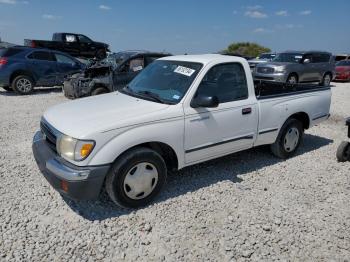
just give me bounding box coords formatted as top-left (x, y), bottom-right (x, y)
top-left (32, 54), bottom-right (331, 208)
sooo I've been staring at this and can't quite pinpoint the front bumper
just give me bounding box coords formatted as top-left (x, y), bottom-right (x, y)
top-left (32, 131), bottom-right (110, 200)
top-left (0, 74), bottom-right (10, 87)
top-left (253, 72), bottom-right (288, 82)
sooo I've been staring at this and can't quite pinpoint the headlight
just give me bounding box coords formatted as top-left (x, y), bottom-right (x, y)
top-left (57, 134), bottom-right (95, 161)
top-left (274, 66), bottom-right (286, 74)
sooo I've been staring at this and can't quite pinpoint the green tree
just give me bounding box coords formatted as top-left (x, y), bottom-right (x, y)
top-left (222, 42), bottom-right (271, 58)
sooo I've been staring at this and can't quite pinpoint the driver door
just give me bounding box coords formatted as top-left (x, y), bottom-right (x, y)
top-left (184, 63), bottom-right (258, 164)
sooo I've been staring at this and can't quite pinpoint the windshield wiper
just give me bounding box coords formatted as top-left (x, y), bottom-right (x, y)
top-left (136, 90), bottom-right (166, 104)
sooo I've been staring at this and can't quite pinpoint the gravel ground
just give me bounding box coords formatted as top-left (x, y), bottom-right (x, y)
top-left (0, 83), bottom-right (349, 261)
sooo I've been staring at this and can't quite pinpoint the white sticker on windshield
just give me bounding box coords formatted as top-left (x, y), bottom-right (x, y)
top-left (132, 65), bottom-right (143, 72)
top-left (173, 95), bottom-right (180, 100)
top-left (174, 66), bottom-right (195, 77)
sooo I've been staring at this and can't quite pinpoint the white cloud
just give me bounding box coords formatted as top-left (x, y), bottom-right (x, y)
top-left (275, 24), bottom-right (304, 30)
top-left (233, 10), bottom-right (238, 15)
top-left (246, 5), bottom-right (262, 10)
top-left (253, 28), bottom-right (273, 33)
top-left (299, 10), bottom-right (311, 15)
top-left (42, 14), bottom-right (61, 20)
top-left (0, 0), bottom-right (17, 4)
top-left (99, 5), bottom-right (111, 10)
top-left (275, 10), bottom-right (288, 16)
top-left (245, 10), bottom-right (268, 19)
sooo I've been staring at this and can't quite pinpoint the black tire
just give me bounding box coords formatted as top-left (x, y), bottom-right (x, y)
top-left (320, 73), bottom-right (332, 86)
top-left (11, 75), bottom-right (34, 95)
top-left (2, 86), bottom-right (13, 91)
top-left (96, 49), bottom-right (107, 60)
top-left (336, 141), bottom-right (350, 162)
top-left (286, 74), bottom-right (298, 84)
top-left (91, 87), bottom-right (108, 96)
top-left (105, 147), bottom-right (167, 208)
top-left (270, 118), bottom-right (304, 159)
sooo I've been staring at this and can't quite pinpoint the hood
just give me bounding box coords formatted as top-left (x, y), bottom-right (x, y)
top-left (43, 92), bottom-right (170, 138)
top-left (95, 41), bottom-right (109, 48)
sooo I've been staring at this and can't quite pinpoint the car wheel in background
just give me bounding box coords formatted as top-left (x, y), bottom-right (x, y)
top-left (12, 75), bottom-right (34, 95)
top-left (96, 49), bottom-right (107, 60)
top-left (336, 141), bottom-right (350, 162)
top-left (105, 147), bottom-right (167, 208)
top-left (271, 118), bottom-right (304, 159)
top-left (286, 74), bottom-right (298, 84)
top-left (91, 87), bottom-right (108, 96)
top-left (320, 73), bottom-right (332, 86)
top-left (2, 86), bottom-right (13, 92)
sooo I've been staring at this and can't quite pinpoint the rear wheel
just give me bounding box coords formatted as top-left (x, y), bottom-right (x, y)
top-left (320, 73), bottom-right (332, 86)
top-left (12, 75), bottom-right (34, 95)
top-left (336, 141), bottom-right (350, 162)
top-left (286, 74), bottom-right (298, 84)
top-left (271, 118), bottom-right (304, 159)
top-left (105, 147), bottom-right (167, 208)
top-left (91, 87), bottom-right (108, 96)
top-left (2, 86), bottom-right (13, 92)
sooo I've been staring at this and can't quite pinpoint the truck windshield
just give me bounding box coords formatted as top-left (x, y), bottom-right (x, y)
top-left (273, 53), bottom-right (303, 63)
top-left (120, 60), bottom-right (202, 104)
top-left (259, 54), bottom-right (275, 60)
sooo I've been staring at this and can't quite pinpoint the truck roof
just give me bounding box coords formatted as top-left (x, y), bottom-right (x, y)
top-left (158, 54), bottom-right (247, 65)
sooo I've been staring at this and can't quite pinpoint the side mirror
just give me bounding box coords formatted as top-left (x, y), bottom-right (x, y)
top-left (302, 58), bottom-right (311, 64)
top-left (191, 95), bottom-right (219, 108)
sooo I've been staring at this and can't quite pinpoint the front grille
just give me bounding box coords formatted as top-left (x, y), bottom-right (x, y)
top-left (257, 67), bottom-right (275, 74)
top-left (40, 120), bottom-right (57, 153)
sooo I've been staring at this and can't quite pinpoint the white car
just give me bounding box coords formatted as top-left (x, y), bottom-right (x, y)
top-left (32, 54), bottom-right (331, 208)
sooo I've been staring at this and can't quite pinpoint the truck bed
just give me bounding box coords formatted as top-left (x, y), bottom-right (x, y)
top-left (254, 80), bottom-right (330, 100)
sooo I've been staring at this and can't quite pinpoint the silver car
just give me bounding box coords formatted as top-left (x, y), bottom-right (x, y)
top-left (253, 51), bottom-right (336, 86)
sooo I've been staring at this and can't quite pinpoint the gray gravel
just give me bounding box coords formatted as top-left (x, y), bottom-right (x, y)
top-left (0, 83), bottom-right (349, 261)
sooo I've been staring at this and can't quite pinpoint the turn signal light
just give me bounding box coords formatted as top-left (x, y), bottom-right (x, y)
top-left (61, 180), bottom-right (69, 192)
top-left (80, 143), bottom-right (94, 158)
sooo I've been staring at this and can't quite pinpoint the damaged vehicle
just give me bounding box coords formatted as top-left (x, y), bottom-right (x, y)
top-left (63, 51), bottom-right (172, 98)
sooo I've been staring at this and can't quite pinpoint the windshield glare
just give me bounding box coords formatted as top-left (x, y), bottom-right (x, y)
top-left (122, 60), bottom-right (202, 104)
top-left (259, 54), bottom-right (275, 60)
top-left (273, 53), bottom-right (303, 63)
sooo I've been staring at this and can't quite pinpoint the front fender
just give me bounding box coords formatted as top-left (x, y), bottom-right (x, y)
top-left (87, 117), bottom-right (185, 169)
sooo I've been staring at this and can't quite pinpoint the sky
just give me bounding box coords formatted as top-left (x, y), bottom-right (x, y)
top-left (0, 0), bottom-right (349, 55)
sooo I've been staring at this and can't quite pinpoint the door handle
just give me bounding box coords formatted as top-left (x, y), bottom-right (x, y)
top-left (242, 108), bottom-right (252, 115)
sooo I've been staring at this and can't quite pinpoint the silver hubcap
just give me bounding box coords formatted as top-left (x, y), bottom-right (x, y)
top-left (324, 75), bottom-right (331, 86)
top-left (288, 76), bottom-right (297, 84)
top-left (284, 127), bottom-right (300, 152)
top-left (16, 78), bottom-right (32, 93)
top-left (123, 162), bottom-right (158, 200)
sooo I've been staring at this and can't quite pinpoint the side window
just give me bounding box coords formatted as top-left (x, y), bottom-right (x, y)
top-left (320, 54), bottom-right (330, 63)
top-left (78, 35), bottom-right (91, 43)
top-left (303, 54), bottom-right (313, 63)
top-left (195, 63), bottom-right (248, 103)
top-left (65, 34), bottom-right (77, 42)
top-left (27, 51), bottom-right (54, 61)
top-left (54, 53), bottom-right (76, 65)
top-left (128, 57), bottom-right (144, 72)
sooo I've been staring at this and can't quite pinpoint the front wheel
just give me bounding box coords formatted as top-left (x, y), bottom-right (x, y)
top-left (320, 73), bottom-right (332, 86)
top-left (96, 49), bottom-right (107, 60)
top-left (91, 87), bottom-right (108, 96)
top-left (286, 74), bottom-right (298, 84)
top-left (105, 147), bottom-right (167, 208)
top-left (336, 141), bottom-right (350, 162)
top-left (271, 118), bottom-right (304, 159)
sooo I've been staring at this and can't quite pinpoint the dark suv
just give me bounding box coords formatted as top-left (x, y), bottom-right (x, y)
top-left (0, 47), bottom-right (84, 94)
top-left (253, 51), bottom-right (336, 86)
top-left (63, 50), bottom-right (171, 99)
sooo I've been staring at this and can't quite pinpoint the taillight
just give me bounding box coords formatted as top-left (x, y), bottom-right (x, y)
top-left (31, 41), bottom-right (36, 48)
top-left (0, 57), bottom-right (8, 66)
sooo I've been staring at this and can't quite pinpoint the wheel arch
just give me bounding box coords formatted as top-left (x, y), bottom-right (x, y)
top-left (286, 112), bottom-right (310, 130)
top-left (10, 70), bottom-right (36, 85)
